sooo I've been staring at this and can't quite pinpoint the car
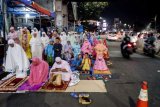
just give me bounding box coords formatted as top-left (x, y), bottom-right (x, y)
top-left (106, 32), bottom-right (118, 41)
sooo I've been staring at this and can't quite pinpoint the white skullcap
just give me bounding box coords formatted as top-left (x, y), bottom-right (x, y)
top-left (8, 39), bottom-right (15, 44)
top-left (55, 57), bottom-right (62, 62)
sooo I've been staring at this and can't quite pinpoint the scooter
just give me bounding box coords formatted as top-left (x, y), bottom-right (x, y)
top-left (143, 41), bottom-right (156, 57)
top-left (121, 42), bottom-right (134, 58)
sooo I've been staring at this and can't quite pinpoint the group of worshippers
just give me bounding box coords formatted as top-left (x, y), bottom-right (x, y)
top-left (4, 26), bottom-right (111, 89)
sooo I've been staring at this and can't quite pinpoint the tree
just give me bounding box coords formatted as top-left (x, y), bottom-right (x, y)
top-left (78, 2), bottom-right (108, 20)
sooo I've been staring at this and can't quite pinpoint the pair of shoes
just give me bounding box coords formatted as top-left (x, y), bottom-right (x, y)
top-left (79, 93), bottom-right (90, 98)
top-left (97, 75), bottom-right (103, 79)
top-left (70, 92), bottom-right (78, 99)
top-left (107, 61), bottom-right (112, 65)
top-left (102, 76), bottom-right (109, 82)
top-left (87, 76), bottom-right (96, 80)
top-left (81, 97), bottom-right (92, 105)
top-left (79, 93), bottom-right (91, 105)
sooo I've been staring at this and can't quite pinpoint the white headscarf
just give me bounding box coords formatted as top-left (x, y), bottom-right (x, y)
top-left (41, 32), bottom-right (49, 47)
top-left (31, 27), bottom-right (40, 38)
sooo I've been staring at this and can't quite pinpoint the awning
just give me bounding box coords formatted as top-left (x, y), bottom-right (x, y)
top-left (7, 0), bottom-right (56, 18)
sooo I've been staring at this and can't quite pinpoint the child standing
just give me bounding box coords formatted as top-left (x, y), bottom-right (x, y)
top-left (45, 39), bottom-right (54, 66)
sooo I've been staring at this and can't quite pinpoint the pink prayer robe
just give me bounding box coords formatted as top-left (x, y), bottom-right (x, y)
top-left (81, 40), bottom-right (92, 54)
top-left (92, 38), bottom-right (99, 57)
top-left (94, 43), bottom-right (109, 59)
top-left (28, 57), bottom-right (49, 86)
top-left (93, 38), bottom-right (99, 47)
top-left (93, 55), bottom-right (108, 71)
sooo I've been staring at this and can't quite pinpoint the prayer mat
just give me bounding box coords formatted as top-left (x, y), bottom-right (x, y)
top-left (0, 76), bottom-right (28, 92)
top-left (17, 80), bottom-right (44, 91)
top-left (40, 81), bottom-right (70, 92)
top-left (65, 80), bottom-right (107, 92)
top-left (94, 69), bottom-right (111, 75)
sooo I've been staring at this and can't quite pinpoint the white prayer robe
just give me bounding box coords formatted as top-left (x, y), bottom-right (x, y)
top-left (60, 34), bottom-right (67, 46)
top-left (50, 60), bottom-right (72, 81)
top-left (30, 37), bottom-right (43, 59)
top-left (5, 43), bottom-right (30, 77)
top-left (41, 36), bottom-right (49, 48)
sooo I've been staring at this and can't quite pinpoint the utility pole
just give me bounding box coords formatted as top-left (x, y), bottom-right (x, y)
top-left (155, 15), bottom-right (157, 32)
top-left (72, 2), bottom-right (77, 31)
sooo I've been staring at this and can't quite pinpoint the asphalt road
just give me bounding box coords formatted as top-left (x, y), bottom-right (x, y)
top-left (0, 41), bottom-right (160, 107)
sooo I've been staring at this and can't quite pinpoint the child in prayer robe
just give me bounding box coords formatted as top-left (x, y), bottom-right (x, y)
top-left (80, 53), bottom-right (91, 74)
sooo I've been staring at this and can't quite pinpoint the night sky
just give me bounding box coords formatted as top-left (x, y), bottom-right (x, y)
top-left (101, 0), bottom-right (159, 30)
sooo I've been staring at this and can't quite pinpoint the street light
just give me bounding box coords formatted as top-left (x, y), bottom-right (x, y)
top-left (25, 14), bottom-right (30, 18)
top-left (103, 20), bottom-right (106, 23)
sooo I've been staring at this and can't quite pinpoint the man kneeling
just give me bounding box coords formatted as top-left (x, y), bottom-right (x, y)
top-left (49, 57), bottom-right (72, 86)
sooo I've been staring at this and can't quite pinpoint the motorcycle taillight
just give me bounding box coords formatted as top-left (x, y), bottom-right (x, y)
top-left (127, 44), bottom-right (132, 47)
top-left (133, 42), bottom-right (136, 46)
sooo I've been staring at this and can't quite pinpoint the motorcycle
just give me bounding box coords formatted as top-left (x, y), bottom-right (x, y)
top-left (121, 42), bottom-right (134, 58)
top-left (143, 40), bottom-right (156, 57)
top-left (130, 36), bottom-right (137, 52)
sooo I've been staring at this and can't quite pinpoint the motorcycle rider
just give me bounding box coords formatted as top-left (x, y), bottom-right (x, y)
top-left (121, 33), bottom-right (130, 50)
top-left (146, 33), bottom-right (156, 45)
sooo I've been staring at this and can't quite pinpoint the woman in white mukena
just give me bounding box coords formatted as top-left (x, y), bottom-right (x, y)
top-left (30, 31), bottom-right (44, 59)
top-left (5, 39), bottom-right (30, 78)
